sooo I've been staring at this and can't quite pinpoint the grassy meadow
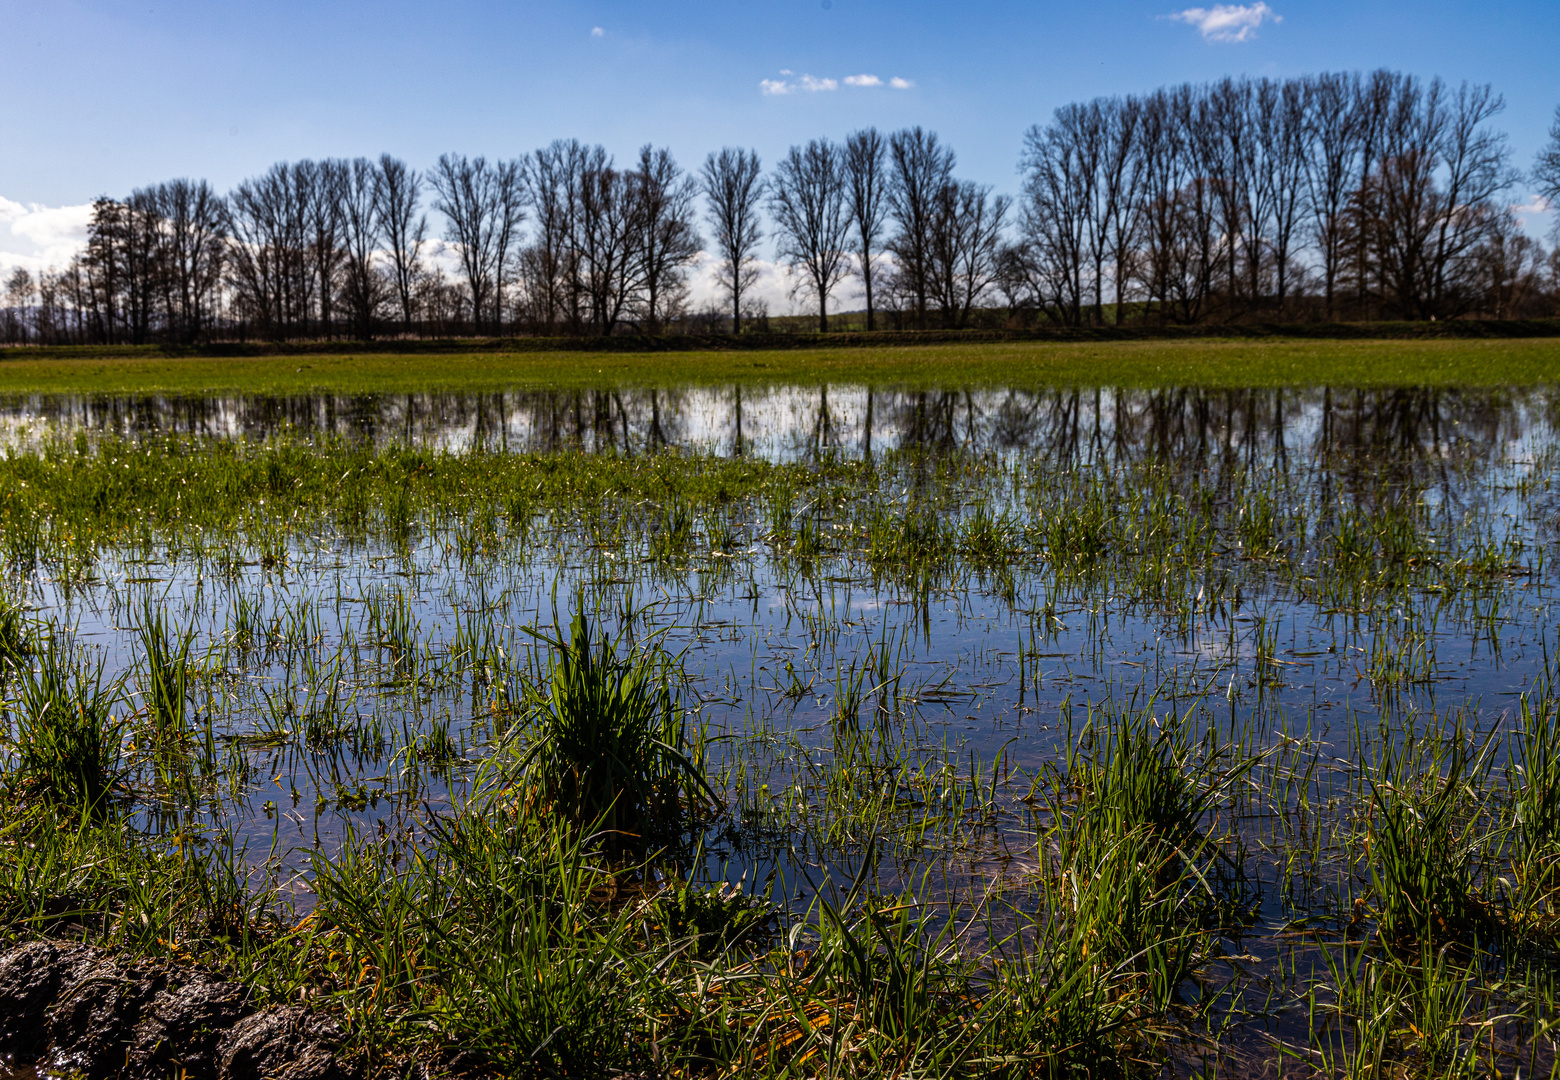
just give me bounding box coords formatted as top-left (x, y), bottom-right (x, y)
top-left (0, 334), bottom-right (1558, 394)
top-left (1, 376), bottom-right (1559, 1078)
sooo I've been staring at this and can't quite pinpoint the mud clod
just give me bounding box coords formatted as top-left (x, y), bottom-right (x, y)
top-left (0, 942), bottom-right (355, 1080)
top-left (46, 957), bottom-right (167, 1080)
top-left (219, 1007), bottom-right (350, 1080)
top-left (0, 941), bottom-right (98, 1059)
top-left (128, 972), bottom-right (254, 1079)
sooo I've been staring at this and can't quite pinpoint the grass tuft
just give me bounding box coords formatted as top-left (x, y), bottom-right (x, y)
top-left (2, 634), bottom-right (123, 817)
top-left (512, 609), bottom-right (716, 848)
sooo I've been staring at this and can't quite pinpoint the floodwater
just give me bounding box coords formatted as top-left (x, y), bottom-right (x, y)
top-left (4, 382), bottom-right (1558, 1069)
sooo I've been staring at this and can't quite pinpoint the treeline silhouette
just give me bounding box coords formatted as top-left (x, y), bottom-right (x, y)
top-left (4, 68), bottom-right (1560, 346)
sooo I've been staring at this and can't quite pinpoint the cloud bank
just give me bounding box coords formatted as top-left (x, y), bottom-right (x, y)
top-left (0, 196), bottom-right (93, 278)
top-left (761, 72), bottom-right (914, 96)
top-left (1167, 3), bottom-right (1280, 42)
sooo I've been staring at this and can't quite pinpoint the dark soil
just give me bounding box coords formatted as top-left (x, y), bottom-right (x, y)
top-left (0, 941), bottom-right (355, 1080)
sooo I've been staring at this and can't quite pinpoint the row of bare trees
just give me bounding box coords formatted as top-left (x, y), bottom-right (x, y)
top-left (2, 123), bottom-right (1012, 343)
top-left (1010, 71), bottom-right (1546, 324)
top-left (5, 71), bottom-right (1560, 345)
top-left (759, 128), bottom-right (1010, 331)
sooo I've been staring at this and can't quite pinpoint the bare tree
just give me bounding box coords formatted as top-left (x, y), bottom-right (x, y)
top-left (572, 146), bottom-right (644, 334)
top-left (1303, 72), bottom-right (1366, 319)
top-left (151, 179), bottom-right (225, 343)
top-left (1097, 97), bottom-right (1146, 324)
top-left (339, 158), bottom-right (386, 339)
top-left (121, 190), bottom-right (165, 343)
top-left (634, 146), bottom-right (701, 333)
top-left (1426, 82), bottom-right (1518, 313)
top-left (770, 139), bottom-right (851, 332)
top-left (844, 128), bottom-right (889, 330)
top-left (1344, 70), bottom-right (1405, 315)
top-left (1536, 105), bottom-right (1560, 223)
top-left (993, 238), bottom-right (1044, 323)
top-left (1036, 97), bottom-right (1143, 325)
top-left (1358, 77), bottom-right (1515, 318)
top-left (887, 128), bottom-right (955, 328)
top-left (927, 180), bottom-right (1010, 327)
top-left (374, 155), bottom-right (425, 334)
top-left (226, 163), bottom-right (312, 337)
top-left (430, 153), bottom-right (525, 332)
top-left (525, 140), bottom-right (585, 333)
top-left (81, 192), bottom-right (163, 344)
top-left (700, 148), bottom-right (765, 334)
top-left (3, 268), bottom-right (33, 343)
top-left (490, 159), bottom-right (527, 331)
top-left (1476, 207), bottom-right (1545, 317)
top-left (1020, 117), bottom-right (1090, 325)
top-left (1251, 77), bottom-right (1312, 312)
top-left (1193, 77), bottom-right (1252, 316)
top-left (1131, 86), bottom-right (1218, 325)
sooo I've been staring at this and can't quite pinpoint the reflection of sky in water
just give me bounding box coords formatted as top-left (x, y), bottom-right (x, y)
top-left (5, 385), bottom-right (1558, 924)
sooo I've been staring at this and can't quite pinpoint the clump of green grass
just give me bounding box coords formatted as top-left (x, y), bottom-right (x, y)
top-left (1046, 706), bottom-right (1255, 994)
top-left (1, 633), bottom-right (123, 817)
top-left (312, 787), bottom-right (685, 1077)
top-left (1365, 723), bottom-right (1498, 944)
top-left (512, 609), bottom-right (716, 848)
top-left (0, 800), bottom-right (277, 958)
top-left (1508, 674), bottom-right (1560, 934)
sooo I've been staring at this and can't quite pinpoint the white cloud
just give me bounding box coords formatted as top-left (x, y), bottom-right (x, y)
top-left (889, 76), bottom-right (914, 90)
top-left (1167, 3), bottom-right (1280, 42)
top-left (779, 68), bottom-right (794, 75)
top-left (844, 74), bottom-right (882, 87)
top-left (684, 252), bottom-right (794, 315)
top-left (761, 73), bottom-right (837, 95)
top-left (1512, 195), bottom-right (1552, 216)
top-left (590, 26), bottom-right (604, 37)
top-left (0, 196), bottom-right (93, 278)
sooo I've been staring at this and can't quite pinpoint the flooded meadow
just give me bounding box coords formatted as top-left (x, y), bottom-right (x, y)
top-left (2, 382), bottom-right (1558, 1078)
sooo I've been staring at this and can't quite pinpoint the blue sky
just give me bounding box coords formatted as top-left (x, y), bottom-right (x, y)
top-left (2, 0), bottom-right (1557, 279)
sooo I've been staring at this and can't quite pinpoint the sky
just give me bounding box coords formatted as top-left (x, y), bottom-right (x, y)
top-left (1, 0), bottom-right (1557, 306)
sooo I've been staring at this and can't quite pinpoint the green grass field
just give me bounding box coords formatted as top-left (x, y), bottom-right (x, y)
top-left (2, 335), bottom-right (1558, 394)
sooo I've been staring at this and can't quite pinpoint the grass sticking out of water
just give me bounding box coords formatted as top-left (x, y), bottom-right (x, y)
top-left (508, 609), bottom-right (716, 853)
top-left (1047, 707), bottom-right (1257, 1005)
top-left (135, 598), bottom-right (198, 750)
top-left (2, 634), bottom-right (123, 816)
top-left (1509, 671), bottom-right (1560, 943)
top-left (0, 593), bottom-right (31, 674)
top-left (1365, 720), bottom-right (1499, 945)
top-left (312, 805), bottom-right (664, 1078)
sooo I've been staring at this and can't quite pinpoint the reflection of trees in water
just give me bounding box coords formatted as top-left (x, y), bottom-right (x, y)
top-left (3, 388), bottom-right (1549, 487)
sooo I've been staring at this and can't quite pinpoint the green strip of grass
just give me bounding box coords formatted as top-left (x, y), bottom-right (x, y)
top-left (1, 336), bottom-right (1558, 394)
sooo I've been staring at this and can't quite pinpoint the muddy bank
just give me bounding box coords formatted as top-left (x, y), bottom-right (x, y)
top-left (0, 941), bottom-right (356, 1080)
